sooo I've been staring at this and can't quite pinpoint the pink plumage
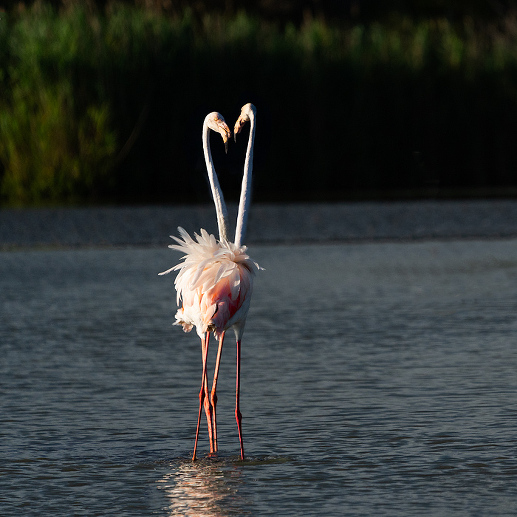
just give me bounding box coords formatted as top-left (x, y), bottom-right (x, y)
top-left (161, 227), bottom-right (260, 340)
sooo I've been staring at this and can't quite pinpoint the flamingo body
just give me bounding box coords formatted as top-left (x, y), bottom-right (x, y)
top-left (164, 227), bottom-right (259, 340)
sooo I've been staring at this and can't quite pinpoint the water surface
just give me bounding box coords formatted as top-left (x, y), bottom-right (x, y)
top-left (1, 240), bottom-right (517, 515)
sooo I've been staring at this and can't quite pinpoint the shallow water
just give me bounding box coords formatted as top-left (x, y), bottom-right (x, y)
top-left (1, 240), bottom-right (517, 516)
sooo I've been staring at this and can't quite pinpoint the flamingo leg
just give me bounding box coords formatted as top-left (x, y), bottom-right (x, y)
top-left (235, 339), bottom-right (245, 460)
top-left (193, 333), bottom-right (213, 460)
top-left (203, 333), bottom-right (216, 454)
top-left (210, 331), bottom-right (226, 453)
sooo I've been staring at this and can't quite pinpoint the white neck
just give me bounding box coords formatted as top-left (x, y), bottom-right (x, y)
top-left (234, 109), bottom-right (255, 247)
top-left (203, 117), bottom-right (229, 241)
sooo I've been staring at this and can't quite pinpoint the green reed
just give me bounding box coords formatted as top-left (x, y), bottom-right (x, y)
top-left (1, 4), bottom-right (517, 205)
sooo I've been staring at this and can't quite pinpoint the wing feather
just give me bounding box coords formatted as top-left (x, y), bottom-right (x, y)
top-left (161, 227), bottom-right (261, 337)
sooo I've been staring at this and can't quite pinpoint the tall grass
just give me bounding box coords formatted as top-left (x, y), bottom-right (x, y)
top-left (1, 4), bottom-right (517, 205)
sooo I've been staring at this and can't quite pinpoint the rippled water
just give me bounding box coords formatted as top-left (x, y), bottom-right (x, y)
top-left (1, 240), bottom-right (517, 516)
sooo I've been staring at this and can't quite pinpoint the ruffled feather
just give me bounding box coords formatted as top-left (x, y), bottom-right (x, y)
top-left (160, 227), bottom-right (261, 338)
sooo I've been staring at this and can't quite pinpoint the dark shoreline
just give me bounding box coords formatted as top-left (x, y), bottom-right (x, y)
top-left (2, 200), bottom-right (517, 250)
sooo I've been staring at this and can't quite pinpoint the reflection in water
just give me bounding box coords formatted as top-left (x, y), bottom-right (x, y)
top-left (157, 460), bottom-right (248, 517)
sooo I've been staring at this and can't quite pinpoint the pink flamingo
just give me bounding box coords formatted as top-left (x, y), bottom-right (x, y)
top-left (160, 105), bottom-right (259, 460)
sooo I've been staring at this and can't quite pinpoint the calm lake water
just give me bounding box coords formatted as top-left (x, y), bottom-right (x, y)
top-left (1, 239), bottom-right (517, 516)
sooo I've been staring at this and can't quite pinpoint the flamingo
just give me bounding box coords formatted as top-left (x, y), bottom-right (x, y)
top-left (160, 105), bottom-right (259, 461)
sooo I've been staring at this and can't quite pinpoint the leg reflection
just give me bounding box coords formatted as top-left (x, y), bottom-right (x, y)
top-left (157, 460), bottom-right (250, 517)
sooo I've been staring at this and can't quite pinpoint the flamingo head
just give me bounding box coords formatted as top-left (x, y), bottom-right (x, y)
top-left (207, 112), bottom-right (231, 153)
top-left (234, 103), bottom-right (256, 142)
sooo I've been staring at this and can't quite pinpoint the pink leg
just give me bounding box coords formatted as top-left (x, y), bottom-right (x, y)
top-left (210, 331), bottom-right (226, 453)
top-left (193, 333), bottom-right (213, 460)
top-left (235, 339), bottom-right (245, 460)
top-left (203, 333), bottom-right (215, 454)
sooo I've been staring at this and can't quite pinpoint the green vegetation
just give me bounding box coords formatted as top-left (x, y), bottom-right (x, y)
top-left (1, 3), bottom-right (517, 205)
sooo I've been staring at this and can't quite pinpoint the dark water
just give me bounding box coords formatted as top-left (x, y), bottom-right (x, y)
top-left (1, 240), bottom-right (517, 516)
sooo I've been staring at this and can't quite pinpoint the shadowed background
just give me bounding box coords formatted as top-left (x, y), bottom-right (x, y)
top-left (1, 0), bottom-right (517, 206)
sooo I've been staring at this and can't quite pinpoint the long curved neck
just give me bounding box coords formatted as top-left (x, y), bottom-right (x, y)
top-left (203, 119), bottom-right (229, 241)
top-left (234, 110), bottom-right (255, 248)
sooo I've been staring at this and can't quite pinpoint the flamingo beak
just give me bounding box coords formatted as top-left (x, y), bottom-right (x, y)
top-left (233, 117), bottom-right (245, 142)
top-left (222, 132), bottom-right (229, 154)
top-left (215, 118), bottom-right (231, 153)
